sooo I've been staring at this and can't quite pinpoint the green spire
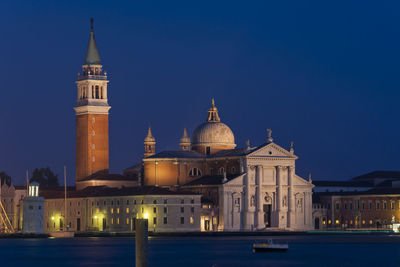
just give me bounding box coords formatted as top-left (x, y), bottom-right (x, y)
top-left (84, 18), bottom-right (101, 65)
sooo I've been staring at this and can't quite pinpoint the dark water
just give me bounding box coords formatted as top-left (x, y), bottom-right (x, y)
top-left (1, 235), bottom-right (400, 266)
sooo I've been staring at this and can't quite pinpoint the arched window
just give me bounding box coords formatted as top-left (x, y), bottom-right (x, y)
top-left (231, 167), bottom-right (236, 173)
top-left (189, 168), bottom-right (202, 177)
top-left (100, 87), bottom-right (103, 99)
top-left (218, 167), bottom-right (225, 175)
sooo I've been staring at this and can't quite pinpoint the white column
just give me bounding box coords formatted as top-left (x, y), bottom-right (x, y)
top-left (276, 165), bottom-right (285, 229)
top-left (287, 166), bottom-right (295, 229)
top-left (256, 165), bottom-right (264, 229)
top-left (243, 166), bottom-right (254, 230)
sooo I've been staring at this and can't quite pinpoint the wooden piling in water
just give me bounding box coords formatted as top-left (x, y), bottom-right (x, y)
top-left (135, 219), bottom-right (148, 267)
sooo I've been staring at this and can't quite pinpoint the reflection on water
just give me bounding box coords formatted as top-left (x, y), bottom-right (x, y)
top-left (1, 235), bottom-right (400, 266)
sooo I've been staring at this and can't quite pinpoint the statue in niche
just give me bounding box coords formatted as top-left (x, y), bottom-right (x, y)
top-left (250, 195), bottom-right (255, 207)
top-left (297, 198), bottom-right (303, 209)
top-left (282, 195), bottom-right (287, 207)
top-left (264, 193), bottom-right (271, 203)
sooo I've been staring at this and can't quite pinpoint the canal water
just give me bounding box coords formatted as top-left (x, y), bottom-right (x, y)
top-left (1, 235), bottom-right (400, 266)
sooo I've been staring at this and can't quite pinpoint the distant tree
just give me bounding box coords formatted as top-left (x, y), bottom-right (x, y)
top-left (0, 171), bottom-right (11, 186)
top-left (30, 167), bottom-right (59, 187)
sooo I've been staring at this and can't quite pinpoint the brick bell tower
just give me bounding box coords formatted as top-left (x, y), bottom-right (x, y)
top-left (74, 19), bottom-right (111, 183)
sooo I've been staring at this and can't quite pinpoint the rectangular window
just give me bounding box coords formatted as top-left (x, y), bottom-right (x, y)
top-left (180, 217), bottom-right (184, 224)
top-left (335, 202), bottom-right (340, 210)
top-left (190, 216), bottom-right (194, 224)
top-left (376, 202), bottom-right (380, 210)
top-left (164, 199), bottom-right (167, 204)
top-left (369, 202), bottom-right (372, 209)
top-left (153, 207), bottom-right (157, 213)
top-left (111, 208), bottom-right (114, 214)
top-left (126, 208), bottom-right (129, 214)
top-left (383, 201), bottom-right (387, 210)
top-left (349, 202), bottom-right (352, 210)
top-left (362, 202), bottom-right (365, 210)
top-left (111, 218), bottom-right (114, 224)
top-left (181, 207), bottom-right (184, 213)
top-left (181, 199), bottom-right (184, 204)
top-left (344, 203), bottom-right (347, 210)
top-left (164, 207), bottom-right (167, 213)
top-left (191, 207), bottom-right (195, 213)
top-left (117, 208), bottom-right (120, 214)
top-left (126, 218), bottom-right (129, 224)
top-left (117, 218), bottom-right (120, 224)
top-left (191, 199), bottom-right (194, 204)
top-left (391, 201), bottom-right (395, 210)
top-left (327, 203), bottom-right (331, 210)
top-left (153, 217), bottom-right (157, 225)
top-left (163, 217), bottom-right (167, 224)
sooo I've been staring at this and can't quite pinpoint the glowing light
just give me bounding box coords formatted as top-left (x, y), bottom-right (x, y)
top-left (144, 213), bottom-right (149, 219)
top-left (51, 217), bottom-right (55, 220)
top-left (94, 215), bottom-right (98, 219)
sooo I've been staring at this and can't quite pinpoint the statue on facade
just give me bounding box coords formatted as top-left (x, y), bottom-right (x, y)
top-left (250, 195), bottom-right (255, 207)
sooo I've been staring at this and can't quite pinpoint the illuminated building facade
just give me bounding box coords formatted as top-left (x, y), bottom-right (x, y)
top-left (42, 186), bottom-right (201, 233)
top-left (141, 100), bottom-right (314, 231)
top-left (313, 172), bottom-right (400, 229)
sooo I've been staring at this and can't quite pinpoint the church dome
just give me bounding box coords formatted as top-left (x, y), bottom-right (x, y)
top-left (191, 121), bottom-right (235, 146)
top-left (191, 99), bottom-right (236, 148)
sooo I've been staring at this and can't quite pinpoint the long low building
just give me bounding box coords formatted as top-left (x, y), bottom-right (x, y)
top-left (41, 186), bottom-right (201, 233)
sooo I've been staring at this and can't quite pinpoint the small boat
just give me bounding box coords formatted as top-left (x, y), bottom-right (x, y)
top-left (49, 231), bottom-right (75, 238)
top-left (253, 239), bottom-right (288, 253)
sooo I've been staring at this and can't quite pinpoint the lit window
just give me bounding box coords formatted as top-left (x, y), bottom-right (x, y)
top-left (369, 220), bottom-right (373, 224)
top-left (111, 218), bottom-right (114, 224)
top-left (126, 208), bottom-right (129, 214)
top-left (190, 216), bottom-right (194, 224)
top-left (335, 220), bottom-right (340, 224)
top-left (117, 218), bottom-right (120, 224)
top-left (213, 217), bottom-right (217, 225)
top-left (126, 218), bottom-right (129, 224)
top-left (362, 220), bottom-right (366, 224)
top-left (328, 220), bottom-right (331, 224)
top-left (117, 208), bottom-right (120, 214)
top-left (111, 208), bottom-right (114, 214)
top-left (322, 220), bottom-right (326, 225)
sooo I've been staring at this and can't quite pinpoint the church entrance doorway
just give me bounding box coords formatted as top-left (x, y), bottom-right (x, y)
top-left (315, 218), bottom-right (320, 229)
top-left (102, 218), bottom-right (106, 231)
top-left (263, 204), bottom-right (271, 228)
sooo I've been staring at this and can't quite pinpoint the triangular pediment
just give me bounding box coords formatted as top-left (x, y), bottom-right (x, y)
top-left (247, 142), bottom-right (297, 159)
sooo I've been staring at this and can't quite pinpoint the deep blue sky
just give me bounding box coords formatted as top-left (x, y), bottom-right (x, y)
top-left (1, 0), bottom-right (399, 185)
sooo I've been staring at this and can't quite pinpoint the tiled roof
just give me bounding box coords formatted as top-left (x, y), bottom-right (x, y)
top-left (183, 174), bottom-right (240, 186)
top-left (315, 187), bottom-right (400, 197)
top-left (351, 171), bottom-right (400, 181)
top-left (146, 150), bottom-right (204, 159)
top-left (41, 186), bottom-right (199, 199)
top-left (313, 180), bottom-right (372, 187)
top-left (79, 172), bottom-right (137, 182)
top-left (146, 147), bottom-right (253, 160)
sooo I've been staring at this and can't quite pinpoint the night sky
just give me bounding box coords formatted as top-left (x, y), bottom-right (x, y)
top-left (1, 0), bottom-right (399, 185)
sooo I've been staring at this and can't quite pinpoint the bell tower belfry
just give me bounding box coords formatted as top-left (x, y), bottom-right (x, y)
top-left (74, 19), bottom-right (111, 183)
